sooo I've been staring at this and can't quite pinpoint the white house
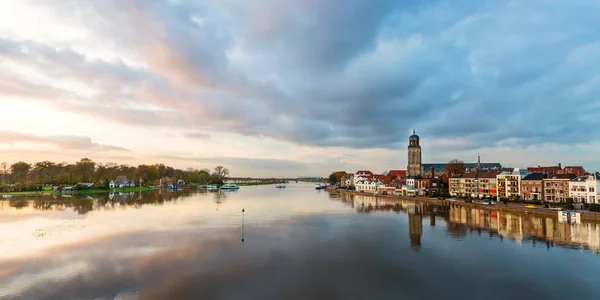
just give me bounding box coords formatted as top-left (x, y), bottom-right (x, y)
top-left (355, 178), bottom-right (381, 193)
top-left (569, 172), bottom-right (600, 204)
top-left (110, 176), bottom-right (136, 189)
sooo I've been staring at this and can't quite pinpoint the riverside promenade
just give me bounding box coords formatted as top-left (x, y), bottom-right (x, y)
top-left (327, 189), bottom-right (600, 223)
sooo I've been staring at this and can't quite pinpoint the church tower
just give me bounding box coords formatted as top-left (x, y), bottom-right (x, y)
top-left (407, 129), bottom-right (422, 177)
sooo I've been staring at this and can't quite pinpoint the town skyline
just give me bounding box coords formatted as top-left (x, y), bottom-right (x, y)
top-left (1, 0), bottom-right (599, 177)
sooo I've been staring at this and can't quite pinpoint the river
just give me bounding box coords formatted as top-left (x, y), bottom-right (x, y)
top-left (0, 183), bottom-right (598, 300)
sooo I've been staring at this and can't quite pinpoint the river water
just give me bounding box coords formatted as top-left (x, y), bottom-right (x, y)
top-left (1, 183), bottom-right (598, 300)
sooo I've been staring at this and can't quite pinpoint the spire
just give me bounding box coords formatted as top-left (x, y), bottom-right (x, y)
top-left (476, 153), bottom-right (481, 173)
top-left (413, 128), bottom-right (416, 135)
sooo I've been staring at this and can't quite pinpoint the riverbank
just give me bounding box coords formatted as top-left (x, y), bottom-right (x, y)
top-left (328, 189), bottom-right (600, 223)
top-left (1, 186), bottom-right (154, 197)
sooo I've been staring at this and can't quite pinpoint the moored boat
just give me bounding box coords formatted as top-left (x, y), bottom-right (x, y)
top-left (220, 183), bottom-right (240, 190)
top-left (275, 184), bottom-right (286, 188)
top-left (205, 184), bottom-right (219, 191)
top-left (315, 183), bottom-right (327, 190)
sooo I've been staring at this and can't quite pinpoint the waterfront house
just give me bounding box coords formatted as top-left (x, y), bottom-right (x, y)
top-left (340, 173), bottom-right (354, 188)
top-left (520, 173), bottom-right (546, 201)
top-left (355, 178), bottom-right (381, 193)
top-left (376, 184), bottom-right (396, 195)
top-left (448, 172), bottom-right (476, 198)
top-left (397, 185), bottom-right (418, 197)
top-left (110, 176), bottom-right (136, 189)
top-left (543, 174), bottom-right (577, 202)
top-left (477, 170), bottom-right (500, 198)
top-left (449, 175), bottom-right (462, 197)
top-left (569, 172), bottom-right (600, 205)
top-left (496, 168), bottom-right (530, 200)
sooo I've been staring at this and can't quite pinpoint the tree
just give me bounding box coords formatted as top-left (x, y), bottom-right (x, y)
top-left (445, 159), bottom-right (466, 176)
top-left (33, 161), bottom-right (58, 184)
top-left (198, 169), bottom-right (210, 184)
top-left (213, 166), bottom-right (229, 181)
top-left (10, 161), bottom-right (31, 184)
top-left (328, 171), bottom-right (347, 185)
top-left (1, 162), bottom-right (8, 184)
top-left (76, 158), bottom-right (96, 182)
top-left (208, 174), bottom-right (224, 185)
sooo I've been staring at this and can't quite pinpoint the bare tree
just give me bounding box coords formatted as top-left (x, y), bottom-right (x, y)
top-left (445, 159), bottom-right (466, 176)
top-left (213, 166), bottom-right (230, 181)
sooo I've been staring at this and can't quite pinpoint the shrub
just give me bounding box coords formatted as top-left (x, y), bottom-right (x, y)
top-left (589, 204), bottom-right (600, 212)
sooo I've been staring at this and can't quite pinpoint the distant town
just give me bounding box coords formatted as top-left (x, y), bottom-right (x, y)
top-left (328, 131), bottom-right (600, 212)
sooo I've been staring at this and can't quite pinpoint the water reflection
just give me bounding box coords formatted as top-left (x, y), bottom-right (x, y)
top-left (1, 190), bottom-right (194, 215)
top-left (342, 193), bottom-right (600, 254)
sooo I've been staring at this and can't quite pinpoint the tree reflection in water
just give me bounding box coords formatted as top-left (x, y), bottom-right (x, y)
top-left (1, 190), bottom-right (198, 215)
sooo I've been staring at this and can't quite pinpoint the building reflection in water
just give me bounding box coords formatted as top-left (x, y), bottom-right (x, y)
top-left (408, 212), bottom-right (422, 250)
top-left (343, 193), bottom-right (600, 254)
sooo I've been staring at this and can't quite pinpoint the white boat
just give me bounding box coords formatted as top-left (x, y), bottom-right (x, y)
top-left (220, 183), bottom-right (240, 190)
top-left (2, 194), bottom-right (12, 199)
top-left (315, 183), bottom-right (327, 190)
top-left (275, 184), bottom-right (286, 188)
top-left (205, 184), bottom-right (219, 191)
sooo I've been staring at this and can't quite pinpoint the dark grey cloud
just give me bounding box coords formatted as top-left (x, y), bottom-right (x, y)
top-left (1, 0), bottom-right (599, 150)
top-left (0, 131), bottom-right (129, 152)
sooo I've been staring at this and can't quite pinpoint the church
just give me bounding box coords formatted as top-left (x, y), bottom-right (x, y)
top-left (406, 130), bottom-right (502, 177)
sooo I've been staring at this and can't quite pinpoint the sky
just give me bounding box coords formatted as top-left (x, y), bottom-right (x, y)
top-left (0, 0), bottom-right (599, 177)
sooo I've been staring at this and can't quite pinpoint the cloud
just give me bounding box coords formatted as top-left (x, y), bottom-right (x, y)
top-left (0, 131), bottom-right (129, 152)
top-left (1, 0), bottom-right (599, 152)
top-left (155, 155), bottom-right (307, 173)
top-left (184, 132), bottom-right (210, 140)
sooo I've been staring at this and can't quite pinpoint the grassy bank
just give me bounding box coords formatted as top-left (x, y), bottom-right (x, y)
top-left (1, 186), bottom-right (154, 196)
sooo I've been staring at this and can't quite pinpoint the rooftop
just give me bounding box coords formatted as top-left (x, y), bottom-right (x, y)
top-left (522, 173), bottom-right (546, 181)
top-left (546, 174), bottom-right (577, 180)
top-left (421, 163), bottom-right (502, 173)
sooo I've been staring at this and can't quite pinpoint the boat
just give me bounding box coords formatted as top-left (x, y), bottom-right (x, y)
top-left (220, 183), bottom-right (240, 190)
top-left (275, 184), bottom-right (286, 188)
top-left (205, 184), bottom-right (219, 191)
top-left (2, 194), bottom-right (12, 199)
top-left (315, 183), bottom-right (327, 190)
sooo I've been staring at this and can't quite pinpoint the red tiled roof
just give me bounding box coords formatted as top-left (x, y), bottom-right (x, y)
top-left (388, 170), bottom-right (406, 178)
top-left (356, 170), bottom-right (374, 175)
top-left (373, 174), bottom-right (391, 184)
top-left (479, 170), bottom-right (501, 179)
top-left (462, 172), bottom-right (478, 179)
top-left (527, 166), bottom-right (561, 174)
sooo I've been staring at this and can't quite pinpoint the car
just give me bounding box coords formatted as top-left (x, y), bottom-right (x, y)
top-left (526, 205), bottom-right (536, 209)
top-left (482, 200), bottom-right (491, 205)
top-left (550, 207), bottom-right (564, 211)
